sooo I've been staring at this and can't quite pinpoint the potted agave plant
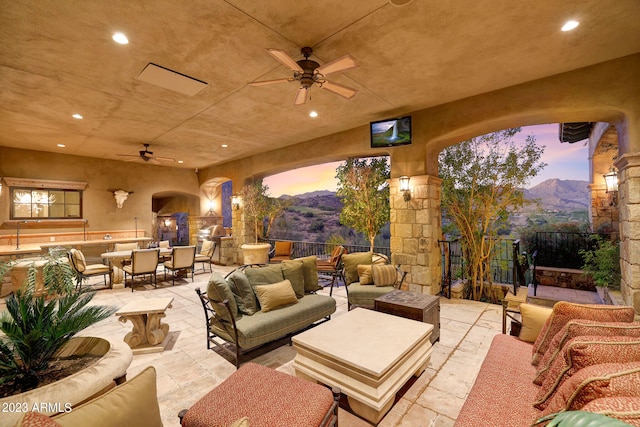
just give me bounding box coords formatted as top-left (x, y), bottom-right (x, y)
top-left (0, 253), bottom-right (132, 423)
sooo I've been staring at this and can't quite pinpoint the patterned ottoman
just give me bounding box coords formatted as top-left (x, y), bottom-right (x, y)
top-left (180, 363), bottom-right (339, 427)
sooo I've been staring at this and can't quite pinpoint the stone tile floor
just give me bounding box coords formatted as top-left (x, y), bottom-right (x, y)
top-left (3, 265), bottom-right (506, 426)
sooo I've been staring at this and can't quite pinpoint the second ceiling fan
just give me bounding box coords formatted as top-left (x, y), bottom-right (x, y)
top-left (249, 47), bottom-right (358, 106)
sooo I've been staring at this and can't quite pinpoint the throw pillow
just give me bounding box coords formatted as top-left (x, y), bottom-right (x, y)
top-left (342, 252), bottom-right (373, 286)
top-left (253, 279), bottom-right (298, 312)
top-left (207, 272), bottom-right (239, 321)
top-left (15, 413), bottom-right (61, 427)
top-left (534, 320), bottom-right (640, 385)
top-left (53, 366), bottom-right (162, 427)
top-left (372, 264), bottom-right (397, 287)
top-left (541, 361), bottom-right (640, 416)
top-left (227, 271), bottom-right (259, 315)
top-left (534, 335), bottom-right (640, 410)
top-left (518, 304), bottom-right (553, 343)
top-left (292, 256), bottom-right (321, 293)
top-left (372, 253), bottom-right (389, 265)
top-left (274, 241), bottom-right (292, 257)
top-left (280, 260), bottom-right (305, 298)
top-left (357, 264), bottom-right (373, 285)
top-left (531, 302), bottom-right (635, 366)
top-left (581, 397), bottom-right (640, 425)
top-left (245, 264), bottom-right (284, 287)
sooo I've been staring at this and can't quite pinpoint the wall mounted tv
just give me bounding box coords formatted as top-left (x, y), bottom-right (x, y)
top-left (370, 116), bottom-right (412, 148)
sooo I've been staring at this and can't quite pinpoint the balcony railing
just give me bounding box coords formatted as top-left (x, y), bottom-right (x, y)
top-left (262, 239), bottom-right (391, 260)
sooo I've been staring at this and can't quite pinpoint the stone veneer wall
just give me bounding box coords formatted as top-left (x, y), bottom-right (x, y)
top-left (616, 153), bottom-right (640, 312)
top-left (589, 183), bottom-right (620, 236)
top-left (390, 175), bottom-right (442, 295)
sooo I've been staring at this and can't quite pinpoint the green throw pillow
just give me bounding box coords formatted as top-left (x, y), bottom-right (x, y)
top-left (281, 260), bottom-right (305, 298)
top-left (342, 252), bottom-right (373, 285)
top-left (227, 271), bottom-right (258, 315)
top-left (207, 272), bottom-right (239, 321)
top-left (244, 264), bottom-right (285, 286)
top-left (292, 255), bottom-right (321, 293)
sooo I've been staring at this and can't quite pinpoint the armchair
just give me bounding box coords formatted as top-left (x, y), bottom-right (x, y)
top-left (68, 248), bottom-right (111, 289)
top-left (163, 246), bottom-right (196, 285)
top-left (123, 248), bottom-right (160, 292)
top-left (194, 240), bottom-right (216, 273)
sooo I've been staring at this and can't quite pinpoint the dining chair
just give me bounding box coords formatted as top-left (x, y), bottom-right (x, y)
top-left (68, 248), bottom-right (111, 289)
top-left (113, 242), bottom-right (139, 266)
top-left (163, 246), bottom-right (196, 285)
top-left (194, 240), bottom-right (216, 274)
top-left (123, 248), bottom-right (160, 291)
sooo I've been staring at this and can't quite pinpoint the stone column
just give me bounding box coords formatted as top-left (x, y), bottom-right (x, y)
top-left (390, 175), bottom-right (442, 295)
top-left (615, 153), bottom-right (640, 313)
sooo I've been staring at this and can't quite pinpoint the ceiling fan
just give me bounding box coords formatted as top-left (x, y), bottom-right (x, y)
top-left (117, 144), bottom-right (174, 165)
top-left (249, 47), bottom-right (359, 106)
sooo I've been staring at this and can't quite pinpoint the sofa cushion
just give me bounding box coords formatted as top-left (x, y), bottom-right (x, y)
top-left (207, 273), bottom-right (239, 321)
top-left (357, 264), bottom-right (373, 285)
top-left (217, 294), bottom-right (336, 349)
top-left (372, 264), bottom-right (396, 287)
top-left (531, 302), bottom-right (635, 366)
top-left (343, 252), bottom-right (373, 286)
top-left (227, 271), bottom-right (258, 315)
top-left (15, 413), bottom-right (61, 427)
top-left (534, 336), bottom-right (640, 410)
top-left (280, 260), bottom-right (305, 298)
top-left (519, 303), bottom-right (553, 343)
top-left (455, 334), bottom-right (541, 427)
top-left (582, 397), bottom-right (640, 426)
top-left (347, 282), bottom-right (396, 308)
top-left (291, 256), bottom-right (321, 293)
top-left (253, 279), bottom-right (298, 312)
top-left (534, 320), bottom-right (640, 385)
top-left (542, 361), bottom-right (640, 416)
top-left (53, 366), bottom-right (162, 427)
top-left (245, 264), bottom-right (284, 287)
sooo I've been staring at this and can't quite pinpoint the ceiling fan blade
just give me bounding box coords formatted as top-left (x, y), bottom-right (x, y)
top-left (148, 158), bottom-right (162, 165)
top-left (293, 87), bottom-right (309, 106)
top-left (156, 156), bottom-right (175, 162)
top-left (117, 154), bottom-right (139, 158)
top-left (320, 80), bottom-right (358, 100)
top-left (316, 54), bottom-right (358, 76)
top-left (248, 78), bottom-right (291, 87)
top-left (266, 48), bottom-right (303, 72)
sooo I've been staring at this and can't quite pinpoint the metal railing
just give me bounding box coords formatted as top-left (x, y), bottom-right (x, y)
top-left (262, 239), bottom-right (391, 260)
top-left (531, 232), bottom-right (611, 269)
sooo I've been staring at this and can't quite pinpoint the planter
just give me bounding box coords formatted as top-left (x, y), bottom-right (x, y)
top-left (241, 243), bottom-right (271, 265)
top-left (0, 336), bottom-right (133, 425)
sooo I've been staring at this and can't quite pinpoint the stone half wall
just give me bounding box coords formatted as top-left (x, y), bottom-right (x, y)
top-left (390, 175), bottom-right (442, 295)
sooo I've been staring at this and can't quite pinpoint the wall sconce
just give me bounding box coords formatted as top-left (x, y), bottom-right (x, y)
top-left (603, 168), bottom-right (619, 206)
top-left (399, 176), bottom-right (411, 201)
top-left (164, 218), bottom-right (172, 227)
top-left (206, 199), bottom-right (215, 215)
top-left (231, 195), bottom-right (241, 210)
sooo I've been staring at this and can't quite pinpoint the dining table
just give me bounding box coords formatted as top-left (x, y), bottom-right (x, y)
top-left (100, 248), bottom-right (172, 288)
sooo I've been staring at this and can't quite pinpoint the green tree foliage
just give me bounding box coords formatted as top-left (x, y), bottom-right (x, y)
top-left (336, 157), bottom-right (390, 251)
top-left (241, 181), bottom-right (290, 241)
top-left (439, 128), bottom-right (545, 301)
top-left (0, 256), bottom-right (116, 393)
top-left (580, 235), bottom-right (621, 289)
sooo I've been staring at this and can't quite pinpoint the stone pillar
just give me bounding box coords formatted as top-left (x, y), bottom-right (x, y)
top-left (615, 153), bottom-right (640, 314)
top-left (390, 175), bottom-right (442, 295)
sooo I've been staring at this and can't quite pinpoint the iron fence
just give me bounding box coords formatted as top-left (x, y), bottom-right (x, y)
top-left (262, 239), bottom-right (391, 260)
top-left (530, 232), bottom-right (611, 269)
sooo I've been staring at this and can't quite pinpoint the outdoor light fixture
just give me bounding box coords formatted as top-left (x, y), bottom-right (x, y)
top-left (231, 195), bottom-right (241, 210)
top-left (603, 168), bottom-right (619, 207)
top-left (207, 199), bottom-right (215, 215)
top-left (399, 176), bottom-right (411, 201)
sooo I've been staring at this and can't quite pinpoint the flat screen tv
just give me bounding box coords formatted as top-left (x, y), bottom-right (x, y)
top-left (370, 116), bottom-right (412, 148)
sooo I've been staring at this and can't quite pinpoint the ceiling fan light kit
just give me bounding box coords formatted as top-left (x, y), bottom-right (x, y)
top-left (117, 143), bottom-right (175, 165)
top-left (250, 46), bottom-right (358, 106)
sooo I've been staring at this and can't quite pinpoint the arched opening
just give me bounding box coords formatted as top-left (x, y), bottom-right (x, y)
top-left (152, 191), bottom-right (200, 245)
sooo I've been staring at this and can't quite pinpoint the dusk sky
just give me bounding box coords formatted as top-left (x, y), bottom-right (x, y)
top-left (264, 124), bottom-right (590, 197)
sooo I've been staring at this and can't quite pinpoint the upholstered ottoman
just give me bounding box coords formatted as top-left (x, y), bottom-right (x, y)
top-left (180, 363), bottom-right (339, 427)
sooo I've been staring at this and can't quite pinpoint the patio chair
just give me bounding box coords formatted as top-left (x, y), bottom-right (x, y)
top-left (123, 248), bottom-right (160, 292)
top-left (163, 245), bottom-right (196, 285)
top-left (194, 240), bottom-right (216, 273)
top-left (113, 242), bottom-right (139, 266)
top-left (269, 240), bottom-right (293, 263)
top-left (342, 252), bottom-right (406, 310)
top-left (317, 245), bottom-right (346, 296)
top-left (68, 248), bottom-right (111, 289)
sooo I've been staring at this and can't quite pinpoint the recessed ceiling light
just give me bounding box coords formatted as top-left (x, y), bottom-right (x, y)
top-left (112, 32), bottom-right (129, 44)
top-left (309, 111), bottom-right (318, 118)
top-left (221, 144), bottom-right (228, 148)
top-left (57, 144), bottom-right (66, 148)
top-left (561, 20), bottom-right (579, 32)
top-left (178, 160), bottom-right (184, 164)
top-left (72, 113), bottom-right (83, 119)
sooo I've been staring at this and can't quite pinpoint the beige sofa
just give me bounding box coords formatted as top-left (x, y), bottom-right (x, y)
top-left (197, 256), bottom-right (336, 367)
top-left (455, 302), bottom-right (640, 426)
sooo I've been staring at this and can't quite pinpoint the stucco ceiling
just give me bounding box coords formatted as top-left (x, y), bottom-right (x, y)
top-left (1, 0), bottom-right (639, 169)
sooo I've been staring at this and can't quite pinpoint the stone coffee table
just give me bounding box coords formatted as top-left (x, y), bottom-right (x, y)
top-left (116, 297), bottom-right (173, 354)
top-left (293, 308), bottom-right (433, 424)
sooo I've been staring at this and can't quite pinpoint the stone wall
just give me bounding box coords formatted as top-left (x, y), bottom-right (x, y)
top-left (390, 175), bottom-right (442, 295)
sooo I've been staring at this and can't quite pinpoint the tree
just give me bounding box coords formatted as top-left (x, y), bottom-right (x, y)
top-left (336, 157), bottom-right (390, 251)
top-left (264, 197), bottom-right (292, 239)
top-left (240, 181), bottom-right (270, 243)
top-left (439, 128), bottom-right (545, 301)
